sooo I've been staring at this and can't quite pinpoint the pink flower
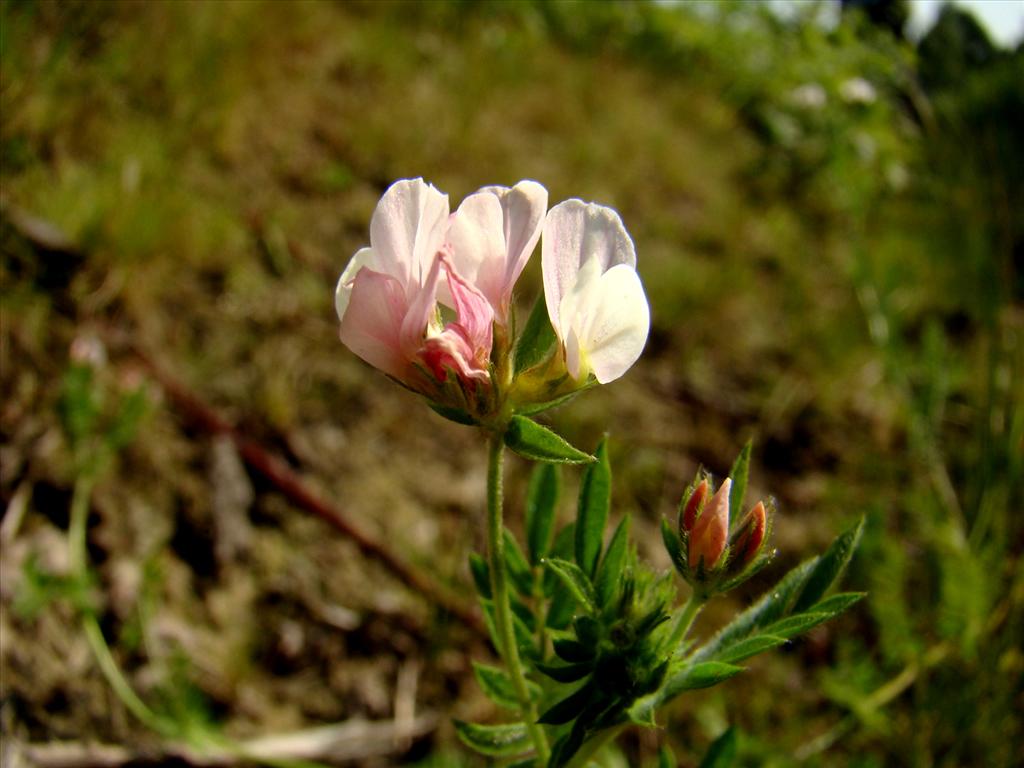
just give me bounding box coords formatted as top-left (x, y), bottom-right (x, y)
top-left (541, 200), bottom-right (650, 384)
top-left (335, 178), bottom-right (494, 388)
top-left (447, 180), bottom-right (547, 325)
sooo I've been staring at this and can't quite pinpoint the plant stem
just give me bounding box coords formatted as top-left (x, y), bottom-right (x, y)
top-left (486, 432), bottom-right (549, 763)
top-left (70, 476), bottom-right (174, 737)
top-left (668, 592), bottom-right (704, 653)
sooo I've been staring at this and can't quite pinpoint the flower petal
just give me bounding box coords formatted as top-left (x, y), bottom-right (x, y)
top-left (542, 199), bottom-right (636, 337)
top-left (335, 246), bottom-right (376, 322)
top-left (338, 266), bottom-right (412, 382)
top-left (559, 261), bottom-right (649, 384)
top-left (479, 180), bottom-right (548, 314)
top-left (446, 191), bottom-right (507, 314)
top-left (369, 178), bottom-right (449, 290)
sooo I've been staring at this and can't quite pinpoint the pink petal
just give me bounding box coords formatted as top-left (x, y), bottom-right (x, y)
top-left (689, 478), bottom-right (731, 569)
top-left (478, 180), bottom-right (548, 316)
top-left (338, 267), bottom-right (413, 382)
top-left (446, 192), bottom-right (507, 315)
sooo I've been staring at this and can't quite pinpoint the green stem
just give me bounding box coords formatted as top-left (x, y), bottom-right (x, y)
top-left (486, 432), bottom-right (549, 763)
top-left (70, 476), bottom-right (174, 737)
top-left (668, 593), bottom-right (704, 654)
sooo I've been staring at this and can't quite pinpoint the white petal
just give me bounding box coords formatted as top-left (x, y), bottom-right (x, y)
top-left (542, 199), bottom-right (635, 337)
top-left (335, 247), bottom-right (376, 321)
top-left (564, 263), bottom-right (649, 384)
top-left (446, 191), bottom-right (506, 311)
top-left (368, 178), bottom-right (449, 289)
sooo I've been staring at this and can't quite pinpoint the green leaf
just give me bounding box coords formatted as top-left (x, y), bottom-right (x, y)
top-left (454, 720), bottom-right (532, 757)
top-left (628, 662), bottom-right (744, 723)
top-left (553, 637), bottom-right (593, 663)
top-left (504, 416), bottom-right (595, 464)
top-left (504, 528), bottom-right (534, 597)
top-left (699, 727), bottom-right (737, 768)
top-left (792, 517), bottom-right (865, 613)
top-left (426, 401), bottom-right (478, 426)
top-left (538, 680), bottom-right (596, 725)
top-left (543, 558), bottom-right (597, 614)
top-left (595, 517), bottom-right (630, 607)
top-left (762, 612), bottom-right (831, 639)
top-left (469, 552), bottom-right (491, 599)
top-left (713, 634), bottom-right (788, 664)
top-left (546, 585), bottom-right (578, 630)
top-left (526, 463), bottom-right (560, 565)
top-left (106, 386), bottom-right (149, 452)
top-left (473, 663), bottom-right (539, 710)
top-left (658, 745), bottom-right (677, 768)
top-left (514, 295), bottom-right (557, 374)
top-left (695, 558), bottom-right (818, 663)
top-left (661, 517), bottom-right (686, 573)
top-left (576, 437), bottom-right (611, 577)
top-left (536, 661), bottom-right (592, 683)
top-left (544, 523), bottom-right (575, 596)
top-left (807, 591), bottom-right (866, 618)
top-left (727, 440), bottom-right (752, 523)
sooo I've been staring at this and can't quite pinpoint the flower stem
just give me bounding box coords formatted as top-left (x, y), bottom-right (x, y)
top-left (564, 725), bottom-right (624, 768)
top-left (486, 432), bottom-right (549, 763)
top-left (668, 592), bottom-right (704, 654)
top-left (70, 476), bottom-right (174, 737)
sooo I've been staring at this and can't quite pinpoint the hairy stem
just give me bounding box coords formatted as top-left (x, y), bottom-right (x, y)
top-left (564, 725), bottom-right (624, 768)
top-left (486, 433), bottom-right (549, 762)
top-left (668, 593), bottom-right (704, 654)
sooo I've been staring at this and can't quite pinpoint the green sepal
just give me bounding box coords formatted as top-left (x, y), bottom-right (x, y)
top-left (504, 416), bottom-right (595, 464)
top-left (526, 463), bottom-right (560, 566)
top-left (543, 557), bottom-right (597, 614)
top-left (469, 552), bottom-right (491, 599)
top-left (504, 528), bottom-right (534, 597)
top-left (514, 294), bottom-right (557, 375)
top-left (661, 517), bottom-right (687, 574)
top-left (426, 401), bottom-right (478, 426)
top-left (454, 720), bottom-right (532, 758)
top-left (575, 437), bottom-right (611, 577)
top-left (595, 517), bottom-right (630, 607)
top-left (536, 661), bottom-right (592, 683)
top-left (473, 662), bottom-right (539, 710)
top-left (792, 517), bottom-right (865, 613)
top-left (727, 440), bottom-right (752, 524)
top-left (699, 727), bottom-right (738, 768)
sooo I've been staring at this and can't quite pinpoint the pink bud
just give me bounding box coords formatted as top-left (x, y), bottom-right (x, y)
top-left (688, 478), bottom-right (731, 570)
top-left (680, 478), bottom-right (708, 534)
top-left (732, 501), bottom-right (767, 566)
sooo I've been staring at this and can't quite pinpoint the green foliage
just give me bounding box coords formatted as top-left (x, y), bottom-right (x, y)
top-left (504, 416), bottom-right (595, 464)
top-left (698, 727), bottom-right (738, 768)
top-left (454, 720), bottom-right (532, 758)
top-left (526, 463), bottom-right (561, 566)
top-left (514, 294), bottom-right (557, 375)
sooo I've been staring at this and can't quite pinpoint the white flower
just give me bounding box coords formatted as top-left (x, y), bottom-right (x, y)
top-left (541, 200), bottom-right (650, 384)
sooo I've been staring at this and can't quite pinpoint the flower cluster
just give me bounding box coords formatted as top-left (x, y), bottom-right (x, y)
top-left (335, 178), bottom-right (649, 423)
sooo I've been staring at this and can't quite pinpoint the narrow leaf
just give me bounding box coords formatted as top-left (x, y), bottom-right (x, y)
top-left (544, 523), bottom-right (575, 596)
top-left (792, 517), bottom-right (865, 613)
top-left (454, 720), bottom-right (531, 757)
top-left (514, 295), bottom-right (557, 374)
top-left (699, 727), bottom-right (738, 768)
top-left (576, 437), bottom-right (611, 577)
top-left (668, 661), bottom-right (745, 693)
top-left (515, 390), bottom-right (582, 416)
top-left (807, 591), bottom-right (866, 618)
top-left (713, 634), bottom-right (788, 664)
top-left (727, 441), bottom-right (752, 523)
top-left (504, 528), bottom-right (534, 597)
top-left (526, 463), bottom-right (560, 565)
top-left (553, 637), bottom-right (593, 663)
top-left (538, 680), bottom-right (596, 725)
top-left (473, 663), bottom-right (539, 710)
top-left (543, 558), bottom-right (597, 614)
top-left (546, 585), bottom-right (577, 630)
top-left (595, 517), bottom-right (630, 607)
top-left (536, 661), bottom-right (592, 683)
top-left (762, 612), bottom-right (831, 639)
top-left (504, 416), bottom-right (595, 464)
top-left (658, 746), bottom-right (677, 768)
top-left (469, 553), bottom-right (491, 599)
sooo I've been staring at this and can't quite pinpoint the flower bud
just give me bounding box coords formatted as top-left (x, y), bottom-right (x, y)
top-left (730, 500), bottom-right (767, 569)
top-left (688, 478), bottom-right (731, 571)
top-left (679, 477), bottom-right (708, 536)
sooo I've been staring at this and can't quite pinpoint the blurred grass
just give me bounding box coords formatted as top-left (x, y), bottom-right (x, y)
top-left (1, 0), bottom-right (1021, 765)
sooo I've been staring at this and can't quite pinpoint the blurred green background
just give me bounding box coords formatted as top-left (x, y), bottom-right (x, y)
top-left (1, 1), bottom-right (1021, 765)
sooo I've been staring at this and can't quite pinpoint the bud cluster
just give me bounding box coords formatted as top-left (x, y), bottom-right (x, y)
top-left (663, 469), bottom-right (774, 599)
